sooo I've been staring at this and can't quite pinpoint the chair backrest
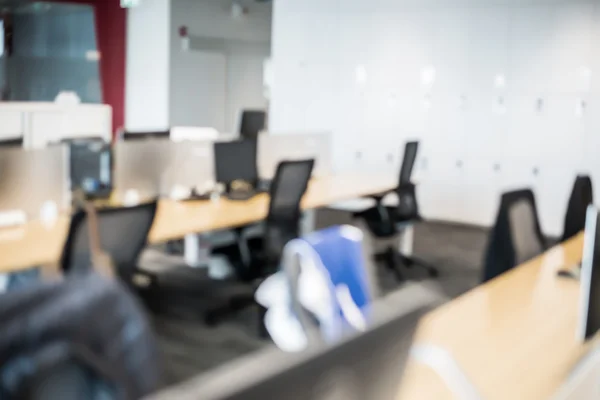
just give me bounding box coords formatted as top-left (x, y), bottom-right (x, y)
top-left (482, 189), bottom-right (546, 283)
top-left (240, 110), bottom-right (266, 140)
top-left (60, 201), bottom-right (158, 279)
top-left (170, 126), bottom-right (219, 142)
top-left (263, 160), bottom-right (314, 266)
top-left (122, 131), bottom-right (170, 141)
top-left (398, 141), bottom-right (419, 186)
top-left (0, 274), bottom-right (161, 400)
top-left (562, 175), bottom-right (594, 242)
top-left (66, 139), bottom-right (112, 198)
top-left (394, 141), bottom-right (421, 220)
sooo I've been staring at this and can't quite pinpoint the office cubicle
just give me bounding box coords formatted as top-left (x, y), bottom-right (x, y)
top-left (0, 146), bottom-right (70, 221)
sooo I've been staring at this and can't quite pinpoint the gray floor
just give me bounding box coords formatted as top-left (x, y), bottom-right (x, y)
top-left (152, 221), bottom-right (489, 386)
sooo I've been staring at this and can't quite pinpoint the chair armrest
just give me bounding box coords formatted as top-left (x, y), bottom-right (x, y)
top-left (369, 189), bottom-right (396, 204)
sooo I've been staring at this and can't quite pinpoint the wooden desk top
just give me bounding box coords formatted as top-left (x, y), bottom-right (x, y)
top-left (399, 233), bottom-right (589, 400)
top-left (0, 174), bottom-right (395, 274)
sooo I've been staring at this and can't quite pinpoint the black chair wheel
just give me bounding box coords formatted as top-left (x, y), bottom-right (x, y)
top-left (204, 312), bottom-right (220, 327)
top-left (427, 268), bottom-right (439, 278)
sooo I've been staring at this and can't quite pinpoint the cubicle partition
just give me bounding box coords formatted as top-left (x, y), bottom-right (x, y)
top-left (113, 140), bottom-right (172, 200)
top-left (0, 146), bottom-right (70, 220)
top-left (113, 139), bottom-right (216, 200)
top-left (161, 141), bottom-right (215, 193)
top-left (113, 133), bottom-right (333, 201)
top-left (258, 132), bottom-right (332, 179)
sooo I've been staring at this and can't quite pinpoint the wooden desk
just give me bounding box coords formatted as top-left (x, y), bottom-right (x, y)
top-left (0, 174), bottom-right (395, 274)
top-left (399, 234), bottom-right (589, 400)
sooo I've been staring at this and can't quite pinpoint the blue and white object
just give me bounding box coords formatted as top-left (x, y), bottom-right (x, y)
top-left (255, 225), bottom-right (372, 352)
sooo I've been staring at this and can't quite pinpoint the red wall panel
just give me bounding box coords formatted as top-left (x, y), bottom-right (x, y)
top-left (51, 0), bottom-right (126, 136)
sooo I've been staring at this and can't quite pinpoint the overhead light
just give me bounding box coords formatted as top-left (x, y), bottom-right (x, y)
top-left (494, 74), bottom-right (506, 89)
top-left (421, 66), bottom-right (436, 87)
top-left (355, 65), bottom-right (367, 86)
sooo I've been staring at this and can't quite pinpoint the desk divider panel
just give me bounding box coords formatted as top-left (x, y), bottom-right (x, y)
top-left (113, 139), bottom-right (215, 200)
top-left (113, 139), bottom-right (172, 200)
top-left (0, 146), bottom-right (70, 218)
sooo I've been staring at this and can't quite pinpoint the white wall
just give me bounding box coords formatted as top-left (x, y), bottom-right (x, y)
top-left (125, 0), bottom-right (171, 132)
top-left (271, 0), bottom-right (600, 236)
top-left (170, 0), bottom-right (271, 133)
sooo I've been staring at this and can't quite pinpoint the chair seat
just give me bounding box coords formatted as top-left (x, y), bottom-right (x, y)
top-left (355, 206), bottom-right (419, 238)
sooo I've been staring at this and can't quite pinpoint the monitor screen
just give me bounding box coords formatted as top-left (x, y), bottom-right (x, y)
top-left (578, 205), bottom-right (600, 341)
top-left (214, 140), bottom-right (258, 185)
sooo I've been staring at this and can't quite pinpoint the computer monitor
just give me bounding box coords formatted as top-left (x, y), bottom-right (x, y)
top-left (578, 205), bottom-right (600, 341)
top-left (67, 139), bottom-right (112, 199)
top-left (214, 139), bottom-right (258, 186)
top-left (240, 110), bottom-right (266, 140)
top-left (150, 284), bottom-right (443, 400)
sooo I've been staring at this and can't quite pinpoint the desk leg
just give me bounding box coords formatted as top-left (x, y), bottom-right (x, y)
top-left (301, 210), bottom-right (316, 235)
top-left (400, 225), bottom-right (414, 256)
top-left (184, 234), bottom-right (210, 268)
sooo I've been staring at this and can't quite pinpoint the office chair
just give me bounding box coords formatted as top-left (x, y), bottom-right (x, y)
top-left (562, 175), bottom-right (594, 242)
top-left (60, 201), bottom-right (158, 282)
top-left (138, 160), bottom-right (314, 335)
top-left (206, 159), bottom-right (315, 326)
top-left (0, 274), bottom-right (161, 399)
top-left (0, 137), bottom-right (23, 147)
top-left (354, 142), bottom-right (438, 282)
top-left (239, 110), bottom-right (266, 140)
top-left (482, 189), bottom-right (547, 283)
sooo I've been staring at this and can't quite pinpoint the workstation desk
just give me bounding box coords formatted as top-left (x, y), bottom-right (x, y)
top-left (0, 174), bottom-right (396, 274)
top-left (399, 233), bottom-right (594, 399)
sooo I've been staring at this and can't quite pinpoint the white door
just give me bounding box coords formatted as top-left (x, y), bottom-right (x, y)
top-left (584, 94), bottom-right (600, 202)
top-left (419, 94), bottom-right (466, 222)
top-left (535, 95), bottom-right (586, 237)
top-left (226, 54), bottom-right (268, 134)
top-left (170, 51), bottom-right (226, 131)
top-left (462, 92), bottom-right (506, 227)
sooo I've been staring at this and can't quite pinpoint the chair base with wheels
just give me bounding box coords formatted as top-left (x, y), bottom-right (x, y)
top-left (356, 194), bottom-right (439, 283)
top-left (374, 246), bottom-right (438, 282)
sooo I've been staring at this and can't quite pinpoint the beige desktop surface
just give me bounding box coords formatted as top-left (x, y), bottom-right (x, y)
top-left (0, 174), bottom-right (395, 273)
top-left (399, 233), bottom-right (590, 400)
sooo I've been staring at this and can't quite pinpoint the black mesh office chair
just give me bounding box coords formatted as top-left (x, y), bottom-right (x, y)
top-left (0, 274), bottom-right (161, 400)
top-left (60, 201), bottom-right (158, 282)
top-left (354, 141), bottom-right (438, 282)
top-left (482, 189), bottom-right (547, 283)
top-left (206, 159), bottom-right (315, 327)
top-left (138, 160), bottom-right (314, 334)
top-left (239, 110), bottom-right (266, 140)
top-left (562, 175), bottom-right (594, 243)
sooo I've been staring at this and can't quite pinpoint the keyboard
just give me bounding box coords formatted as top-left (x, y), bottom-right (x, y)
top-left (226, 190), bottom-right (257, 201)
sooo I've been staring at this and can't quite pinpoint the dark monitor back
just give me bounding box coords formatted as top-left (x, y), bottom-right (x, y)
top-left (214, 139), bottom-right (258, 185)
top-left (240, 110), bottom-right (266, 140)
top-left (68, 140), bottom-right (112, 198)
top-left (580, 205), bottom-right (600, 341)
